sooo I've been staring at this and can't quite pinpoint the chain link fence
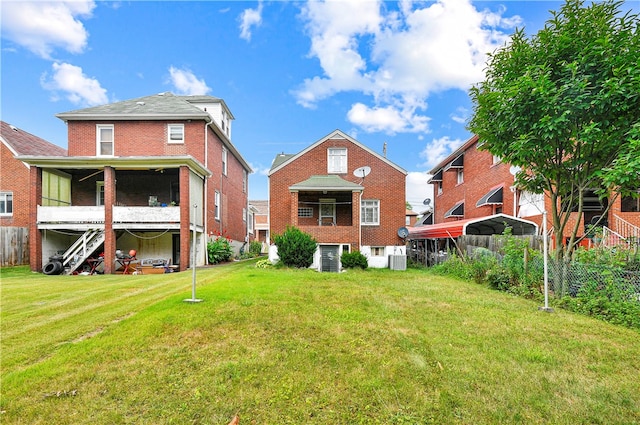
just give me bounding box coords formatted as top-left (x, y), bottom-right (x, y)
top-left (547, 260), bottom-right (640, 302)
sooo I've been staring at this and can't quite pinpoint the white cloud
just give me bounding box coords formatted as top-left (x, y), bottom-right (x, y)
top-left (294, 0), bottom-right (521, 135)
top-left (419, 136), bottom-right (466, 170)
top-left (168, 67), bottom-right (211, 95)
top-left (239, 1), bottom-right (263, 41)
top-left (40, 62), bottom-right (108, 106)
top-left (1, 1), bottom-right (95, 59)
top-left (347, 102), bottom-right (429, 135)
top-left (450, 106), bottom-right (469, 124)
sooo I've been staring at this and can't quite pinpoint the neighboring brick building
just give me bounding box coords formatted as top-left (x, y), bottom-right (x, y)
top-left (418, 134), bottom-right (639, 247)
top-left (0, 121), bottom-right (67, 265)
top-left (268, 129), bottom-right (407, 270)
top-left (19, 93), bottom-right (252, 274)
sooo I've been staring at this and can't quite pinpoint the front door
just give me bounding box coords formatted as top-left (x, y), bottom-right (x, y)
top-left (320, 245), bottom-right (339, 272)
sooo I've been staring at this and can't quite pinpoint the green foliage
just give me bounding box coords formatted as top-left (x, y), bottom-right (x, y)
top-left (340, 251), bottom-right (368, 269)
top-left (272, 226), bottom-right (317, 268)
top-left (559, 276), bottom-right (640, 329)
top-left (468, 0), bottom-right (640, 261)
top-left (432, 254), bottom-right (472, 280)
top-left (249, 240), bottom-right (262, 256)
top-left (470, 247), bottom-right (497, 284)
top-left (255, 258), bottom-right (273, 268)
top-left (207, 236), bottom-right (233, 264)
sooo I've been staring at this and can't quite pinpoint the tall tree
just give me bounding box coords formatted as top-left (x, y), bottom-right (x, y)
top-left (468, 0), bottom-right (640, 262)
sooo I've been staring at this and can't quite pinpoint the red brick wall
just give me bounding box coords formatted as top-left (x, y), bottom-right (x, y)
top-left (269, 137), bottom-right (406, 249)
top-left (66, 120), bottom-right (249, 245)
top-left (0, 143), bottom-right (31, 227)
top-left (433, 141), bottom-right (516, 223)
top-left (204, 127), bottom-right (248, 244)
top-left (67, 121), bottom-right (203, 157)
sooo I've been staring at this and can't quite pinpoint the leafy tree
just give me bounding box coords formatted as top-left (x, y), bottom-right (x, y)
top-left (273, 226), bottom-right (317, 268)
top-left (468, 0), bottom-right (640, 262)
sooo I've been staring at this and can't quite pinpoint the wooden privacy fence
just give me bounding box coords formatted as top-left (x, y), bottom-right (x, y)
top-left (458, 234), bottom-right (543, 256)
top-left (408, 234), bottom-right (544, 266)
top-left (0, 227), bottom-right (29, 266)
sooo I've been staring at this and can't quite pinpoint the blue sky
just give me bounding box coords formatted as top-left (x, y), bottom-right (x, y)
top-left (3, 0), bottom-right (623, 211)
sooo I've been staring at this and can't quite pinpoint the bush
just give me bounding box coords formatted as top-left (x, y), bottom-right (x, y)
top-left (273, 226), bottom-right (317, 268)
top-left (207, 236), bottom-right (233, 264)
top-left (255, 258), bottom-right (273, 268)
top-left (249, 240), bottom-right (262, 256)
top-left (341, 251), bottom-right (368, 269)
top-left (470, 247), bottom-right (497, 284)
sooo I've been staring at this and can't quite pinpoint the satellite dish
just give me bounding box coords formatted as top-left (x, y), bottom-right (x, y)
top-left (353, 166), bottom-right (371, 179)
top-left (509, 165), bottom-right (521, 176)
top-left (397, 227), bottom-right (409, 238)
top-left (423, 198), bottom-right (431, 206)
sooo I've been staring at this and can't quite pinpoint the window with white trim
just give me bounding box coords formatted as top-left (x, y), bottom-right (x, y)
top-left (328, 148), bottom-right (347, 173)
top-left (243, 207), bottom-right (247, 222)
top-left (361, 199), bottom-right (380, 225)
top-left (168, 124), bottom-right (184, 144)
top-left (242, 169), bottom-right (247, 193)
top-left (0, 192), bottom-right (13, 216)
top-left (97, 125), bottom-right (114, 156)
top-left (248, 210), bottom-right (254, 233)
top-left (214, 191), bottom-right (221, 220)
top-left (222, 147), bottom-right (228, 175)
top-left (96, 182), bottom-right (105, 206)
top-left (457, 169), bottom-right (464, 184)
top-left (371, 246), bottom-right (385, 257)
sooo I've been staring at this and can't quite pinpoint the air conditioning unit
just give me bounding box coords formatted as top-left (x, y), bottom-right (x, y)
top-left (388, 255), bottom-right (407, 271)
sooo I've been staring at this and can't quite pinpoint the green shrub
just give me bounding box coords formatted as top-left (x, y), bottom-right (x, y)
top-left (255, 258), bottom-right (273, 268)
top-left (249, 240), bottom-right (262, 256)
top-left (341, 251), bottom-right (368, 269)
top-left (273, 226), bottom-right (317, 268)
top-left (207, 236), bottom-right (233, 264)
top-left (432, 254), bottom-right (472, 280)
top-left (470, 247), bottom-right (497, 284)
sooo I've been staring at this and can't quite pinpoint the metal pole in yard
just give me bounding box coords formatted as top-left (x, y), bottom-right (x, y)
top-left (539, 210), bottom-right (553, 312)
top-left (185, 203), bottom-right (202, 303)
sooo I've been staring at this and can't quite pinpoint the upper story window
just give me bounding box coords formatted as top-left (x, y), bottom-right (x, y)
top-left (243, 207), bottom-right (247, 222)
top-left (0, 192), bottom-right (13, 216)
top-left (437, 181), bottom-right (443, 195)
top-left (214, 191), bottom-right (221, 220)
top-left (492, 154), bottom-right (501, 165)
top-left (97, 125), bottom-right (114, 156)
top-left (168, 124), bottom-right (184, 144)
top-left (361, 199), bottom-right (380, 225)
top-left (242, 169), bottom-right (247, 193)
top-left (328, 148), bottom-right (347, 173)
top-left (457, 169), bottom-right (464, 184)
top-left (222, 147), bottom-right (228, 176)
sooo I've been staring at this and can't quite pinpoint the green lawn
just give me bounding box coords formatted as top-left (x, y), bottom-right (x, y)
top-left (1, 262), bottom-right (639, 424)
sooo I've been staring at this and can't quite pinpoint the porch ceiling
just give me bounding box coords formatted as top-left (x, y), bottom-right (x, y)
top-left (16, 155), bottom-right (212, 178)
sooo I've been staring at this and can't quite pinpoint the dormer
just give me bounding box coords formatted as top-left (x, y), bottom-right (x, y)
top-left (183, 96), bottom-right (234, 139)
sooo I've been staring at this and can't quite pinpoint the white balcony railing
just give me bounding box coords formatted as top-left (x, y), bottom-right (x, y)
top-left (37, 206), bottom-right (181, 229)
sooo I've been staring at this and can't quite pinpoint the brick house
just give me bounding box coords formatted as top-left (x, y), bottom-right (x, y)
top-left (1, 121), bottom-right (67, 265)
top-left (19, 92), bottom-right (252, 274)
top-left (268, 129), bottom-right (407, 271)
top-left (415, 134), bottom-right (639, 248)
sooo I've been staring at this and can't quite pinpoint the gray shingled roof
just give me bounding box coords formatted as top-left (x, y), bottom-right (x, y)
top-left (270, 153), bottom-right (296, 171)
top-left (1, 121), bottom-right (67, 156)
top-left (56, 92), bottom-right (211, 121)
top-left (289, 175), bottom-right (364, 191)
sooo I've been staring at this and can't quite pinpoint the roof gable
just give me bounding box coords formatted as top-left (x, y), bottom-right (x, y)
top-left (268, 129), bottom-right (407, 175)
top-left (0, 121), bottom-right (67, 156)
